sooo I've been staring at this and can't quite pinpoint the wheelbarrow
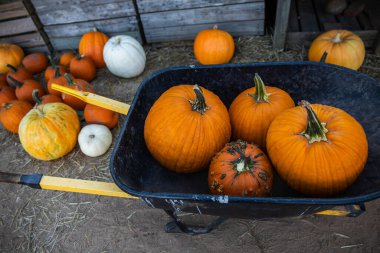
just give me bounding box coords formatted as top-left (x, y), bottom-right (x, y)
top-left (1, 62), bottom-right (380, 234)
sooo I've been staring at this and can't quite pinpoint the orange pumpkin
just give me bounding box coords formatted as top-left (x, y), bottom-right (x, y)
top-left (266, 101), bottom-right (368, 196)
top-left (8, 76), bottom-right (45, 103)
top-left (59, 51), bottom-right (76, 68)
top-left (6, 65), bottom-right (33, 84)
top-left (194, 25), bottom-right (235, 65)
top-left (47, 67), bottom-right (69, 96)
top-left (308, 30), bottom-right (365, 70)
top-left (62, 73), bottom-right (95, 110)
top-left (32, 89), bottom-right (62, 105)
top-left (18, 103), bottom-right (80, 160)
top-left (44, 56), bottom-right (67, 81)
top-left (0, 86), bottom-right (16, 108)
top-left (144, 84), bottom-right (231, 173)
top-left (84, 103), bottom-right (118, 129)
top-left (229, 74), bottom-right (295, 149)
top-left (0, 43), bottom-right (24, 74)
top-left (22, 52), bottom-right (48, 74)
top-left (79, 29), bottom-right (109, 68)
top-left (208, 140), bottom-right (273, 196)
top-left (0, 73), bottom-right (8, 88)
top-left (69, 54), bottom-right (96, 81)
top-left (0, 100), bottom-right (33, 133)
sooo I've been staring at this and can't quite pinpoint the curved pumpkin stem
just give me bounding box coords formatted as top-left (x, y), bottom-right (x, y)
top-left (249, 73), bottom-right (270, 103)
top-left (64, 73), bottom-right (75, 86)
top-left (32, 89), bottom-right (42, 104)
top-left (5, 64), bottom-right (17, 73)
top-left (189, 84), bottom-right (209, 114)
top-left (320, 51), bottom-right (328, 63)
top-left (48, 55), bottom-right (57, 69)
top-left (7, 75), bottom-right (23, 88)
top-left (331, 32), bottom-right (342, 43)
top-left (299, 100), bottom-right (328, 144)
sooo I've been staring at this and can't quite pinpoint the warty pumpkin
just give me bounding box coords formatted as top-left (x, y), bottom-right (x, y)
top-left (0, 86), bottom-right (16, 108)
top-left (194, 25), bottom-right (235, 65)
top-left (84, 103), bottom-right (118, 129)
top-left (62, 73), bottom-right (95, 110)
top-left (0, 100), bottom-right (33, 133)
top-left (144, 84), bottom-right (231, 173)
top-left (208, 140), bottom-right (273, 197)
top-left (22, 52), bottom-right (48, 74)
top-left (266, 100), bottom-right (368, 196)
top-left (69, 54), bottom-right (96, 82)
top-left (229, 73), bottom-right (295, 149)
top-left (79, 28), bottom-right (109, 68)
top-left (18, 102), bottom-right (80, 160)
top-left (0, 43), bottom-right (24, 74)
top-left (308, 30), bottom-right (365, 70)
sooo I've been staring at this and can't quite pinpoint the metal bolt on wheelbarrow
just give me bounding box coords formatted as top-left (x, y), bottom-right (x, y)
top-left (1, 62), bottom-right (380, 234)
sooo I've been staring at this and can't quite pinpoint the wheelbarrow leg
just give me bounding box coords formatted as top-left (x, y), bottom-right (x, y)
top-left (164, 210), bottom-right (227, 235)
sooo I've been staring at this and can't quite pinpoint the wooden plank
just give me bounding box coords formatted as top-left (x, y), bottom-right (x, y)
top-left (273, 0), bottom-right (291, 50)
top-left (32, 0), bottom-right (136, 25)
top-left (0, 32), bottom-right (46, 48)
top-left (0, 1), bottom-right (28, 21)
top-left (137, 0), bottom-right (263, 13)
top-left (44, 17), bottom-right (138, 38)
top-left (140, 2), bottom-right (265, 29)
top-left (0, 17), bottom-right (37, 36)
top-left (374, 32), bottom-right (380, 55)
top-left (357, 12), bottom-right (374, 30)
top-left (288, 0), bottom-right (299, 32)
top-left (24, 45), bottom-right (50, 53)
top-left (144, 20), bottom-right (264, 43)
top-left (296, 0), bottom-right (319, 32)
top-left (50, 31), bottom-right (142, 50)
top-left (336, 15), bottom-right (362, 30)
top-left (313, 0), bottom-right (339, 31)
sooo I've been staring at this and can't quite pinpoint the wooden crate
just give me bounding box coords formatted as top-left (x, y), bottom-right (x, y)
top-left (31, 0), bottom-right (142, 51)
top-left (286, 0), bottom-right (379, 50)
top-left (0, 1), bottom-right (50, 53)
top-left (137, 0), bottom-right (265, 43)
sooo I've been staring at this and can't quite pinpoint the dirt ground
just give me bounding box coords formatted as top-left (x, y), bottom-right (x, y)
top-left (0, 36), bottom-right (380, 253)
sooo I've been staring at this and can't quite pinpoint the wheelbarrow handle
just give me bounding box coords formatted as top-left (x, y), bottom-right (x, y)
top-left (0, 171), bottom-right (137, 199)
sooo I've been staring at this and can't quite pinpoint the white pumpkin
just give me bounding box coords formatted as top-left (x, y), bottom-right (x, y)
top-left (78, 124), bottom-right (112, 157)
top-left (103, 35), bottom-right (146, 78)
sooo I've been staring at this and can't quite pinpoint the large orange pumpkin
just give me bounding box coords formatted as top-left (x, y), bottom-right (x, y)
top-left (266, 101), bottom-right (368, 196)
top-left (18, 103), bottom-right (80, 160)
top-left (0, 44), bottom-right (24, 74)
top-left (79, 29), bottom-right (109, 68)
top-left (208, 140), bottom-right (273, 196)
top-left (194, 25), bottom-right (235, 65)
top-left (308, 30), bottom-right (365, 70)
top-left (0, 100), bottom-right (33, 133)
top-left (229, 73), bottom-right (294, 149)
top-left (144, 84), bottom-right (231, 173)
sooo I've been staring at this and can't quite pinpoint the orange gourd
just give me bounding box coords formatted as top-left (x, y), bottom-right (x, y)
top-left (8, 76), bottom-right (45, 104)
top-left (144, 84), bottom-right (231, 173)
top-left (194, 25), bottom-right (235, 65)
top-left (308, 30), bottom-right (365, 70)
top-left (229, 74), bottom-right (295, 149)
top-left (32, 89), bottom-right (62, 105)
top-left (266, 101), bottom-right (368, 196)
top-left (62, 73), bottom-right (94, 110)
top-left (79, 28), bottom-right (109, 68)
top-left (22, 52), bottom-right (48, 74)
top-left (0, 74), bottom-right (8, 88)
top-left (18, 103), bottom-right (80, 160)
top-left (0, 86), bottom-right (16, 108)
top-left (0, 43), bottom-right (24, 74)
top-left (208, 140), bottom-right (273, 196)
top-left (44, 55), bottom-right (67, 81)
top-left (47, 67), bottom-right (69, 96)
top-left (6, 64), bottom-right (33, 84)
top-left (84, 103), bottom-right (118, 129)
top-left (69, 54), bottom-right (96, 81)
top-left (0, 100), bottom-right (33, 133)
top-left (59, 51), bottom-right (76, 68)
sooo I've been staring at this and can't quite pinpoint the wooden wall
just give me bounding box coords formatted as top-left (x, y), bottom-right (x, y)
top-left (137, 0), bottom-right (266, 43)
top-left (31, 0), bottom-right (142, 51)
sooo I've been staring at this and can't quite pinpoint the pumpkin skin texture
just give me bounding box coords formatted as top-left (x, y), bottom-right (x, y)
top-left (0, 44), bottom-right (24, 74)
top-left (62, 74), bottom-right (95, 110)
top-left (144, 85), bottom-right (231, 173)
top-left (308, 30), bottom-right (365, 70)
top-left (84, 103), bottom-right (118, 129)
top-left (18, 103), bottom-right (80, 160)
top-left (103, 35), bottom-right (146, 78)
top-left (59, 51), bottom-right (76, 68)
top-left (79, 29), bottom-right (109, 68)
top-left (229, 74), bottom-right (294, 149)
top-left (0, 86), bottom-right (16, 108)
top-left (194, 25), bottom-right (235, 65)
top-left (208, 140), bottom-right (273, 196)
top-left (22, 53), bottom-right (48, 74)
top-left (0, 100), bottom-right (33, 133)
top-left (266, 101), bottom-right (368, 196)
top-left (69, 54), bottom-right (96, 81)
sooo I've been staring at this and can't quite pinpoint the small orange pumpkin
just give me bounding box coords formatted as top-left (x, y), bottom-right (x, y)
top-left (266, 101), bottom-right (368, 196)
top-left (208, 140), bottom-right (273, 196)
top-left (144, 84), bottom-right (231, 173)
top-left (0, 43), bottom-right (24, 74)
top-left (308, 30), bottom-right (365, 70)
top-left (0, 86), bottom-right (16, 108)
top-left (8, 76), bottom-right (45, 104)
top-left (22, 52), bottom-right (48, 74)
top-left (62, 73), bottom-right (94, 110)
top-left (84, 103), bottom-right (118, 129)
top-left (69, 54), bottom-right (96, 81)
top-left (0, 100), bottom-right (33, 133)
top-left (0, 73), bottom-right (8, 88)
top-left (194, 25), bottom-right (235, 65)
top-left (47, 67), bottom-right (69, 96)
top-left (6, 64), bottom-right (33, 84)
top-left (32, 89), bottom-right (62, 105)
top-left (79, 28), bottom-right (109, 68)
top-left (59, 51), bottom-right (76, 68)
top-left (229, 73), bottom-right (295, 149)
top-left (44, 55), bottom-right (67, 81)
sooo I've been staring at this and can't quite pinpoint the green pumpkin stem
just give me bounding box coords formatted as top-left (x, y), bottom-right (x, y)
top-left (228, 140), bottom-right (255, 176)
top-left (5, 64), bottom-right (17, 72)
top-left (320, 51), bottom-right (328, 63)
top-left (48, 55), bottom-right (57, 68)
top-left (54, 66), bottom-right (60, 78)
top-left (64, 73), bottom-right (74, 86)
top-left (32, 89), bottom-right (42, 104)
top-left (299, 100), bottom-right (328, 144)
top-left (249, 73), bottom-right (270, 103)
top-left (7, 75), bottom-right (23, 88)
top-left (189, 84), bottom-right (209, 114)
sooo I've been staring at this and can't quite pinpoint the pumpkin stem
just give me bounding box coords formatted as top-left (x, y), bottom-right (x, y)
top-left (299, 100), bottom-right (328, 144)
top-left (7, 75), bottom-right (23, 88)
top-left (331, 32), bottom-right (342, 43)
top-left (320, 51), bottom-right (328, 63)
top-left (228, 140), bottom-right (256, 175)
top-left (32, 89), bottom-right (42, 104)
top-left (2, 102), bottom-right (13, 110)
top-left (48, 55), bottom-right (57, 68)
top-left (213, 25), bottom-right (218, 30)
top-left (5, 64), bottom-right (17, 72)
top-left (189, 84), bottom-right (209, 114)
top-left (64, 73), bottom-right (74, 86)
top-left (249, 73), bottom-right (270, 103)
top-left (54, 66), bottom-right (60, 78)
